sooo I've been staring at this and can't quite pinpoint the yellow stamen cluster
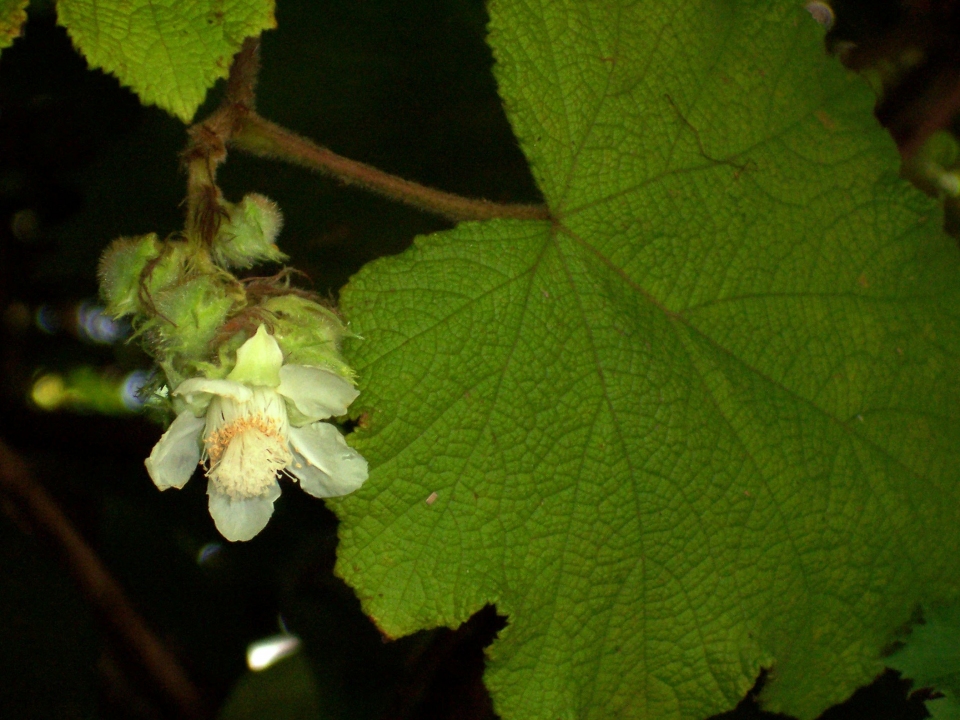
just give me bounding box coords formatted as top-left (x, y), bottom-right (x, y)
top-left (205, 414), bottom-right (292, 498)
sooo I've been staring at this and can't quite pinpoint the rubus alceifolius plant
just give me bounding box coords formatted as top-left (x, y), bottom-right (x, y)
top-left (4, 0), bottom-right (960, 719)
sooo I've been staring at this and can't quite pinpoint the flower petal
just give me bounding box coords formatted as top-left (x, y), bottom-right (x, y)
top-left (277, 365), bottom-right (359, 421)
top-left (227, 324), bottom-right (283, 387)
top-left (144, 411), bottom-right (204, 490)
top-left (207, 481), bottom-right (281, 542)
top-left (173, 378), bottom-right (252, 415)
top-left (287, 423), bottom-right (368, 498)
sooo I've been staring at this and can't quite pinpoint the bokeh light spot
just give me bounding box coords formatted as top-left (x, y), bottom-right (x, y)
top-left (77, 302), bottom-right (128, 344)
top-left (246, 635), bottom-right (301, 671)
top-left (120, 370), bottom-right (152, 410)
top-left (32, 374), bottom-right (66, 410)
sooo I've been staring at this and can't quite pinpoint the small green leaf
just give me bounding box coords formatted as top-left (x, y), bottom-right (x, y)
top-left (334, 1), bottom-right (960, 720)
top-left (0, 0), bottom-right (27, 50)
top-left (889, 604), bottom-right (960, 720)
top-left (57, 0), bottom-right (276, 121)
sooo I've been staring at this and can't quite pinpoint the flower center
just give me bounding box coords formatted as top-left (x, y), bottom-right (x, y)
top-left (203, 389), bottom-right (292, 498)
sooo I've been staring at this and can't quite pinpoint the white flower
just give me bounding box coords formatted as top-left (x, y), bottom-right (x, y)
top-left (144, 325), bottom-right (368, 541)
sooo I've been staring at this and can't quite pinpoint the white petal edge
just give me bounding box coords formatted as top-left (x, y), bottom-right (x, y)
top-left (287, 423), bottom-right (368, 498)
top-left (173, 377), bottom-right (252, 415)
top-left (277, 365), bottom-right (359, 421)
top-left (144, 411), bottom-right (205, 490)
top-left (227, 324), bottom-right (283, 387)
top-left (207, 481), bottom-right (282, 542)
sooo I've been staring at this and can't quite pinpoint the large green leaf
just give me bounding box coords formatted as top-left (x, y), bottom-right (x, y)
top-left (334, 1), bottom-right (960, 719)
top-left (57, 0), bottom-right (276, 121)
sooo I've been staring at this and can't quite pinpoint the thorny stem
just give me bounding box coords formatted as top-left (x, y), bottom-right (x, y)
top-left (184, 38), bottom-right (551, 227)
top-left (0, 439), bottom-right (207, 720)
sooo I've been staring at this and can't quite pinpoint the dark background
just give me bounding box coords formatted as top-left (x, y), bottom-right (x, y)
top-left (0, 0), bottom-right (952, 718)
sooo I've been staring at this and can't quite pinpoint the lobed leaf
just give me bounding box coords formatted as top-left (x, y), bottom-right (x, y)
top-left (335, 1), bottom-right (960, 719)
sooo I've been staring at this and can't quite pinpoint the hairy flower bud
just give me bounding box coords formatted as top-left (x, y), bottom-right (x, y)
top-left (212, 193), bottom-right (288, 269)
top-left (98, 233), bottom-right (164, 317)
top-left (264, 295), bottom-right (356, 381)
top-left (149, 276), bottom-right (236, 358)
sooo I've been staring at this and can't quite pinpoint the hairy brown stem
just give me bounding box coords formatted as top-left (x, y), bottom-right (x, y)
top-left (232, 114), bottom-right (552, 223)
top-left (224, 36), bottom-right (261, 111)
top-left (182, 38), bottom-right (261, 243)
top-left (0, 440), bottom-right (207, 720)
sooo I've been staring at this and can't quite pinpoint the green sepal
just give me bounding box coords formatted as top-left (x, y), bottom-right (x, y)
top-left (211, 194), bottom-right (288, 270)
top-left (192, 359), bottom-right (231, 381)
top-left (282, 400), bottom-right (314, 428)
top-left (227, 324), bottom-right (283, 387)
top-left (264, 295), bottom-right (356, 381)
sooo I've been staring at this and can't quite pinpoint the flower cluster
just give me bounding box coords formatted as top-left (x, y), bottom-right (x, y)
top-left (99, 193), bottom-right (368, 541)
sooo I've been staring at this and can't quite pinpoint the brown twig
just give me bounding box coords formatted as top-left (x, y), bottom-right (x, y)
top-left (0, 439), bottom-right (207, 720)
top-left (232, 114), bottom-right (552, 223)
top-left (224, 36), bottom-right (261, 111)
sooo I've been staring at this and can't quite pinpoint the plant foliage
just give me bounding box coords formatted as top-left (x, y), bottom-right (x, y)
top-left (0, 0), bottom-right (27, 49)
top-left (4, 0), bottom-right (960, 718)
top-left (333, 1), bottom-right (960, 719)
top-left (57, 0), bottom-right (276, 120)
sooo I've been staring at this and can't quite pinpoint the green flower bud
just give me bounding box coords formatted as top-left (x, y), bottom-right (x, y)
top-left (98, 234), bottom-right (195, 318)
top-left (98, 234), bottom-right (162, 317)
top-left (151, 276), bottom-right (236, 362)
top-left (212, 194), bottom-right (288, 269)
top-left (263, 295), bottom-right (355, 381)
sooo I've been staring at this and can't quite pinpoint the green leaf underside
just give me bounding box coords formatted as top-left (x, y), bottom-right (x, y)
top-left (335, 2), bottom-right (960, 720)
top-left (0, 0), bottom-right (27, 50)
top-left (57, 0), bottom-right (276, 122)
top-left (888, 604), bottom-right (960, 720)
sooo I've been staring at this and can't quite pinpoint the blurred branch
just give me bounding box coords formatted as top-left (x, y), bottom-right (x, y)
top-left (0, 438), bottom-right (208, 720)
top-left (834, 2), bottom-right (960, 159)
top-left (901, 72), bottom-right (960, 158)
